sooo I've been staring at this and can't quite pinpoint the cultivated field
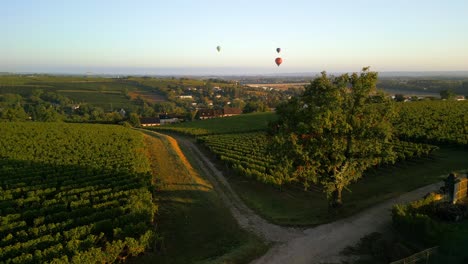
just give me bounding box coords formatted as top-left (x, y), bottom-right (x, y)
top-left (0, 76), bottom-right (167, 110)
top-left (153, 100), bottom-right (468, 225)
top-left (0, 123), bottom-right (156, 263)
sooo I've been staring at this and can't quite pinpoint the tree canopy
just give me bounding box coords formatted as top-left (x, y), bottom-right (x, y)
top-left (439, 89), bottom-right (456, 100)
top-left (269, 68), bottom-right (395, 207)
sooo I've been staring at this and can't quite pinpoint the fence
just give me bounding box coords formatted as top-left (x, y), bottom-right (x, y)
top-left (389, 246), bottom-right (439, 264)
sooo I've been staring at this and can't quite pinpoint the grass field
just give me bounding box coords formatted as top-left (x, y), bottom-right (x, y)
top-left (134, 131), bottom-right (267, 263)
top-left (58, 90), bottom-right (132, 110)
top-left (152, 112), bottom-right (277, 136)
top-left (225, 147), bottom-right (468, 226)
top-left (128, 91), bottom-right (166, 103)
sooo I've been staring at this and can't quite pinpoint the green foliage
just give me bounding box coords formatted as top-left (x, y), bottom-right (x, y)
top-left (198, 132), bottom-right (437, 188)
top-left (378, 78), bottom-right (468, 95)
top-left (395, 101), bottom-right (468, 146)
top-left (152, 112), bottom-right (277, 136)
top-left (270, 68), bottom-right (395, 207)
top-left (0, 105), bottom-right (29, 121)
top-left (391, 193), bottom-right (467, 247)
top-left (0, 123), bottom-right (157, 263)
top-left (199, 132), bottom-right (282, 185)
top-left (439, 89), bottom-right (456, 100)
top-left (128, 112), bottom-right (141, 127)
top-left (243, 100), bottom-right (267, 113)
top-left (343, 232), bottom-right (416, 263)
top-left (391, 196), bottom-right (468, 264)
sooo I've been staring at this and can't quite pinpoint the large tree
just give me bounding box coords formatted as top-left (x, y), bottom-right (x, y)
top-left (270, 68), bottom-right (395, 207)
top-left (439, 89), bottom-right (456, 100)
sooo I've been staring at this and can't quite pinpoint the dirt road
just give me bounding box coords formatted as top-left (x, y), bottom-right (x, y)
top-left (169, 133), bottom-right (442, 264)
top-left (252, 182), bottom-right (442, 264)
top-left (173, 134), bottom-right (302, 243)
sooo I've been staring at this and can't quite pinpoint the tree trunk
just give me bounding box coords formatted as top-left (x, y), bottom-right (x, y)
top-left (330, 187), bottom-right (343, 208)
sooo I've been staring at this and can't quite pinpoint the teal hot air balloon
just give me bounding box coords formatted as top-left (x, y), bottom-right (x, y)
top-left (216, 46), bottom-right (221, 52)
top-left (276, 48), bottom-right (281, 53)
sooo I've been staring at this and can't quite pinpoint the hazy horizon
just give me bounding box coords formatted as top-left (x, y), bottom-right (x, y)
top-left (2, 0), bottom-right (468, 74)
top-left (3, 67), bottom-right (468, 78)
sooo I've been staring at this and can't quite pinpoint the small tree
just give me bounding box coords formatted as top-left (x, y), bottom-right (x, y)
top-left (270, 68), bottom-right (395, 207)
top-left (394, 94), bottom-right (405, 102)
top-left (128, 113), bottom-right (141, 127)
top-left (440, 89), bottom-right (456, 100)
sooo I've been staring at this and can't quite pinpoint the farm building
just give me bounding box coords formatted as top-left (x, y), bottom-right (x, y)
top-left (198, 109), bottom-right (224, 119)
top-left (159, 113), bottom-right (180, 124)
top-left (223, 107), bottom-right (242, 117)
top-left (139, 117), bottom-right (160, 127)
top-left (197, 107), bottom-right (242, 119)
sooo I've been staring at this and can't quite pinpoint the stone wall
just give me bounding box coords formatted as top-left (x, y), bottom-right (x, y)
top-left (445, 172), bottom-right (468, 204)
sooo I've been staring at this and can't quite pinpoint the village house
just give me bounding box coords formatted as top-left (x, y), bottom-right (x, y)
top-left (198, 109), bottom-right (224, 119)
top-left (222, 107), bottom-right (242, 117)
top-left (178, 95), bottom-right (193, 99)
top-left (159, 113), bottom-right (180, 124)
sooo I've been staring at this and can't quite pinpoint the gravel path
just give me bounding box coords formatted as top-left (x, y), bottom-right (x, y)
top-left (252, 182), bottom-right (442, 264)
top-left (168, 133), bottom-right (442, 264)
top-left (173, 134), bottom-right (302, 243)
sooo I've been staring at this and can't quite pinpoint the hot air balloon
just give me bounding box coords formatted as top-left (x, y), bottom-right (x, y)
top-left (275, 57), bottom-right (282, 67)
top-left (276, 48), bottom-right (281, 53)
top-left (216, 46), bottom-right (221, 52)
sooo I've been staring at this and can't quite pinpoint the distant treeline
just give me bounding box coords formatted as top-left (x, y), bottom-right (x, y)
top-left (377, 78), bottom-right (468, 95)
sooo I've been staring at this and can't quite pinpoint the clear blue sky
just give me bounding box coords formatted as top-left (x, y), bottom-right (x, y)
top-left (2, 0), bottom-right (468, 75)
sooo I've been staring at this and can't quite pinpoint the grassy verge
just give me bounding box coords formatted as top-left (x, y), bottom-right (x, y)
top-left (134, 131), bottom-right (267, 264)
top-left (226, 147), bottom-right (468, 226)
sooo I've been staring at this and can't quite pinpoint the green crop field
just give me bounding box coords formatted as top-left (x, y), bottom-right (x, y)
top-left (150, 100), bottom-right (468, 226)
top-left (198, 132), bottom-right (439, 186)
top-left (395, 101), bottom-right (468, 146)
top-left (152, 112), bottom-right (277, 136)
top-left (0, 75), bottom-right (168, 110)
top-left (0, 123), bottom-right (156, 263)
top-left (58, 90), bottom-right (131, 110)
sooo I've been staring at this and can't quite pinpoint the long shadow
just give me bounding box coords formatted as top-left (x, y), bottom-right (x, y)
top-left (0, 158), bottom-right (154, 263)
top-left (140, 185), bottom-right (256, 264)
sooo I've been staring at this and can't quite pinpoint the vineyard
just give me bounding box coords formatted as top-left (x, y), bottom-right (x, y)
top-left (395, 101), bottom-right (468, 146)
top-left (152, 100), bottom-right (468, 188)
top-left (198, 132), bottom-right (439, 186)
top-left (0, 123), bottom-right (157, 263)
top-left (152, 112), bottom-right (277, 136)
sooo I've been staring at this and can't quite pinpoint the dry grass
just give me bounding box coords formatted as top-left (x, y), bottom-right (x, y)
top-left (135, 132), bottom-right (265, 264)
